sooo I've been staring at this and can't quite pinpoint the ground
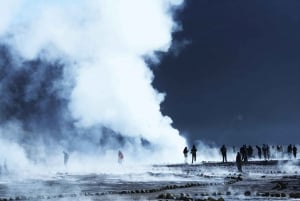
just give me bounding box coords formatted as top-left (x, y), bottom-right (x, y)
top-left (0, 160), bottom-right (299, 201)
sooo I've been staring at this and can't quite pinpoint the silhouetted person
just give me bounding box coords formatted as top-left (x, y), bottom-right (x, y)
top-left (288, 144), bottom-right (293, 159)
top-left (220, 145), bottom-right (227, 162)
top-left (118, 150), bottom-right (124, 164)
top-left (236, 152), bottom-right (242, 172)
top-left (240, 145), bottom-right (248, 162)
top-left (191, 145), bottom-right (197, 164)
top-left (266, 144), bottom-right (270, 160)
top-left (183, 146), bottom-right (189, 163)
top-left (256, 145), bottom-right (262, 159)
top-left (262, 144), bottom-right (268, 160)
top-left (1, 159), bottom-right (8, 174)
top-left (63, 151), bottom-right (69, 166)
top-left (276, 145), bottom-right (283, 158)
top-left (293, 145), bottom-right (297, 159)
top-left (247, 145), bottom-right (253, 158)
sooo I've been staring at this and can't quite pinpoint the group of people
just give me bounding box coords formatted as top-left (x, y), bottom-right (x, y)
top-left (183, 145), bottom-right (198, 164)
top-left (287, 144), bottom-right (298, 158)
top-left (223, 144), bottom-right (298, 162)
top-left (235, 144), bottom-right (297, 172)
top-left (183, 144), bottom-right (298, 172)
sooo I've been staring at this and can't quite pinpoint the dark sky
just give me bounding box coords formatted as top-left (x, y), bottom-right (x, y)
top-left (153, 0), bottom-right (300, 146)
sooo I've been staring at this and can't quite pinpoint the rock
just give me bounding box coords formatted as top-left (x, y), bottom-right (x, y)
top-left (281, 193), bottom-right (286, 197)
top-left (38, 195), bottom-right (45, 199)
top-left (272, 181), bottom-right (287, 190)
top-left (226, 191), bottom-right (231, 195)
top-left (157, 193), bottom-right (165, 199)
top-left (262, 192), bottom-right (270, 197)
top-left (290, 193), bottom-right (300, 198)
top-left (274, 193), bottom-right (280, 197)
top-left (244, 191), bottom-right (251, 196)
top-left (166, 193), bottom-right (176, 199)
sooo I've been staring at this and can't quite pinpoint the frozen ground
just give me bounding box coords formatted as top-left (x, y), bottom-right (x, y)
top-left (0, 159), bottom-right (300, 201)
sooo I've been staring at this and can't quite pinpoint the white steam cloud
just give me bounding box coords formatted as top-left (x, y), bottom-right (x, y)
top-left (0, 0), bottom-right (186, 169)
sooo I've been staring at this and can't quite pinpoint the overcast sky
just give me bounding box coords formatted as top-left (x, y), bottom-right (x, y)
top-left (153, 0), bottom-right (300, 146)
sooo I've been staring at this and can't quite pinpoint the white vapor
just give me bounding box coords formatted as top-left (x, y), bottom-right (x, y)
top-left (0, 0), bottom-right (186, 167)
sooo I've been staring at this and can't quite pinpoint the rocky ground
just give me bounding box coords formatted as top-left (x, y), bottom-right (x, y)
top-left (0, 159), bottom-right (299, 201)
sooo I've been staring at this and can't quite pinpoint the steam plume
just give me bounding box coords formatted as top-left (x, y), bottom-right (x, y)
top-left (0, 0), bottom-right (186, 168)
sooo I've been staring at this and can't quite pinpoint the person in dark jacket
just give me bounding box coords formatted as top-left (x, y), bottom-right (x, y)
top-left (220, 145), bottom-right (227, 163)
top-left (236, 152), bottom-right (242, 172)
top-left (256, 145), bottom-right (262, 159)
top-left (183, 146), bottom-right (189, 163)
top-left (293, 145), bottom-right (297, 159)
top-left (190, 145), bottom-right (197, 164)
top-left (288, 144), bottom-right (293, 159)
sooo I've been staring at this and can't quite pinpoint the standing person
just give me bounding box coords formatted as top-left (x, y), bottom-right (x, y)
top-left (118, 150), bottom-right (124, 164)
top-left (240, 145), bottom-right (248, 162)
top-left (236, 152), bottom-right (242, 172)
top-left (183, 146), bottom-right (189, 164)
top-left (293, 145), bottom-right (297, 159)
top-left (287, 144), bottom-right (293, 159)
top-left (262, 144), bottom-right (267, 160)
top-left (63, 151), bottom-right (69, 166)
top-left (266, 144), bottom-right (270, 160)
top-left (220, 145), bottom-right (227, 163)
top-left (247, 145), bottom-right (253, 158)
top-left (256, 145), bottom-right (262, 159)
top-left (191, 145), bottom-right (197, 164)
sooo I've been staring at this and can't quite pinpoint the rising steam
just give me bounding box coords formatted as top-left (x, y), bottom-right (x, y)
top-left (0, 0), bottom-right (186, 171)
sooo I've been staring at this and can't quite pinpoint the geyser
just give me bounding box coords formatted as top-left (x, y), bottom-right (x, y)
top-left (0, 0), bottom-right (186, 171)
